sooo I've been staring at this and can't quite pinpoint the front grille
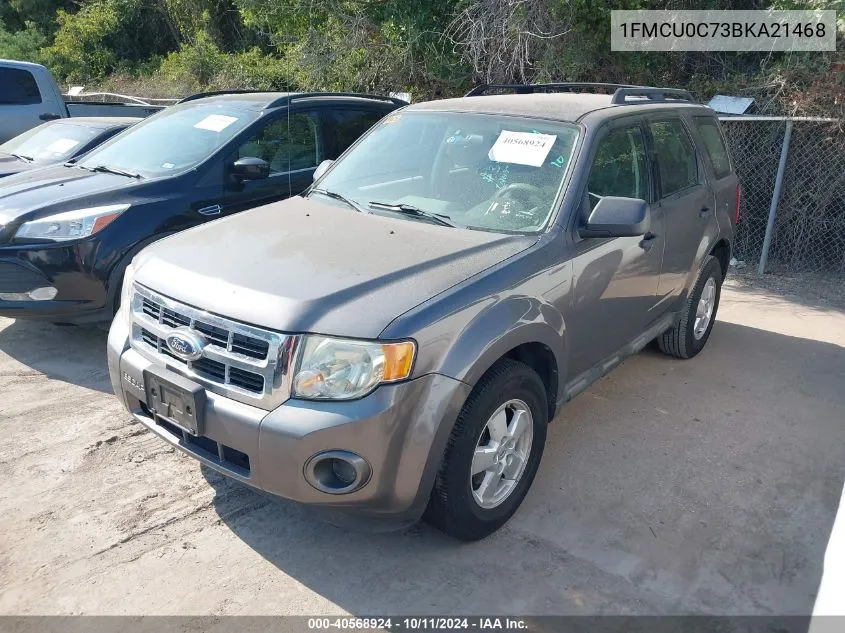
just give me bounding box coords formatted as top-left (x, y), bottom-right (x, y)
top-left (130, 284), bottom-right (294, 410)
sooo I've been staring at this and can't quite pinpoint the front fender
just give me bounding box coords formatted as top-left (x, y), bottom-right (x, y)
top-left (453, 297), bottom-right (566, 392)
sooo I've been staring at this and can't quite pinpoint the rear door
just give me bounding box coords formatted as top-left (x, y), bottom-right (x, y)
top-left (691, 116), bottom-right (739, 232)
top-left (646, 116), bottom-right (713, 302)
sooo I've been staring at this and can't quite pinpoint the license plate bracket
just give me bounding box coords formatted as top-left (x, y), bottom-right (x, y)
top-left (143, 367), bottom-right (206, 436)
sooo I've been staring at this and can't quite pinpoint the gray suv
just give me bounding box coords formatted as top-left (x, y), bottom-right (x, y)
top-left (107, 84), bottom-right (739, 540)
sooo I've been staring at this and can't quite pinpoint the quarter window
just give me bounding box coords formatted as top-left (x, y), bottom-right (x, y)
top-left (649, 120), bottom-right (698, 197)
top-left (694, 118), bottom-right (732, 179)
top-left (0, 68), bottom-right (42, 105)
top-left (587, 124), bottom-right (648, 209)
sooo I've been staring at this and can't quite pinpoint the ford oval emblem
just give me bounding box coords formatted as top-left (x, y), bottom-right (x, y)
top-left (165, 328), bottom-right (206, 362)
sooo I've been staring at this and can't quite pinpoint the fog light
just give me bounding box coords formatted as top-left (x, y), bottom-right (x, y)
top-left (304, 450), bottom-right (371, 494)
top-left (0, 286), bottom-right (58, 301)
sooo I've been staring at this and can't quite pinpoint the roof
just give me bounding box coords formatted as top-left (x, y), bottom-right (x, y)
top-left (0, 58), bottom-right (46, 71)
top-left (407, 93), bottom-right (713, 124)
top-left (51, 116), bottom-right (142, 128)
top-left (184, 92), bottom-right (293, 110)
top-left (182, 91), bottom-right (403, 110)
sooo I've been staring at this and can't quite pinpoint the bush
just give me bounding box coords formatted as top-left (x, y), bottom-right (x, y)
top-left (0, 19), bottom-right (47, 63)
top-left (160, 33), bottom-right (295, 91)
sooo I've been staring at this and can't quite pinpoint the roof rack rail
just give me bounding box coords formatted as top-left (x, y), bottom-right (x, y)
top-left (268, 92), bottom-right (408, 108)
top-left (465, 83), bottom-right (643, 97)
top-left (178, 89), bottom-right (266, 104)
top-left (611, 87), bottom-right (695, 104)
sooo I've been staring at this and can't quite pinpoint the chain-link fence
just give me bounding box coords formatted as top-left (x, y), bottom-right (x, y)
top-left (720, 117), bottom-right (845, 274)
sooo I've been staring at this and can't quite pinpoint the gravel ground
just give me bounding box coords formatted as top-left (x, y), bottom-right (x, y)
top-left (0, 281), bottom-right (844, 615)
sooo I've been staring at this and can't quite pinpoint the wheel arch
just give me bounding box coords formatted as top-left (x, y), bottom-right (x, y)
top-left (448, 319), bottom-right (567, 423)
top-left (709, 238), bottom-right (731, 280)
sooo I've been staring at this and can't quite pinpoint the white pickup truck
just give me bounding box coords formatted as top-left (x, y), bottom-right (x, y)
top-left (0, 59), bottom-right (168, 143)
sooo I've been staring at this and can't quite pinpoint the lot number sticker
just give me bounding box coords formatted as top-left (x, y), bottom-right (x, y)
top-left (194, 114), bottom-right (239, 132)
top-left (488, 131), bottom-right (557, 167)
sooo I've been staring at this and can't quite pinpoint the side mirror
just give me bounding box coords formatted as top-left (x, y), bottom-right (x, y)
top-left (313, 159), bottom-right (334, 182)
top-left (579, 196), bottom-right (650, 238)
top-left (232, 157), bottom-right (270, 180)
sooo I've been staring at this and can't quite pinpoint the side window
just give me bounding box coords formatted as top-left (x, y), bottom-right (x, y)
top-left (648, 120), bottom-right (698, 197)
top-left (332, 109), bottom-right (385, 155)
top-left (694, 118), bottom-right (732, 179)
top-left (587, 124), bottom-right (647, 210)
top-left (0, 68), bottom-right (42, 105)
top-left (235, 111), bottom-right (322, 174)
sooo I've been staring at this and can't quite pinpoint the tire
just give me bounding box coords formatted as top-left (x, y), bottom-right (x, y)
top-left (657, 255), bottom-right (723, 359)
top-left (424, 358), bottom-right (548, 541)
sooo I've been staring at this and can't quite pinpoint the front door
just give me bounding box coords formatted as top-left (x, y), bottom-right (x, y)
top-left (219, 109), bottom-right (325, 216)
top-left (567, 119), bottom-right (665, 378)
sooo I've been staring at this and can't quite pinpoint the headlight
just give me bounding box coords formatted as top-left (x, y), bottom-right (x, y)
top-left (15, 204), bottom-right (129, 241)
top-left (291, 335), bottom-right (416, 400)
top-left (118, 262), bottom-right (136, 324)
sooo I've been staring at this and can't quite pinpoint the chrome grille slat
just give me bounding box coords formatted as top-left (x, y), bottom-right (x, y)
top-left (129, 284), bottom-right (294, 410)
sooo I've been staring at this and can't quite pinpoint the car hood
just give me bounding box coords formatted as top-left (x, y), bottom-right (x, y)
top-left (0, 154), bottom-right (38, 178)
top-left (134, 196), bottom-right (536, 338)
top-left (0, 164), bottom-right (135, 226)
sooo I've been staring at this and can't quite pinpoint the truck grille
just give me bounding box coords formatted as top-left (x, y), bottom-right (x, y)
top-left (129, 284), bottom-right (294, 410)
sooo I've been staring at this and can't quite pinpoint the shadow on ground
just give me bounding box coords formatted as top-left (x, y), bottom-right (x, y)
top-left (205, 320), bottom-right (845, 615)
top-left (0, 320), bottom-right (111, 393)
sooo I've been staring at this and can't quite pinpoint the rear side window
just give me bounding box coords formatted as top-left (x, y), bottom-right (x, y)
top-left (649, 120), bottom-right (698, 197)
top-left (695, 118), bottom-right (732, 179)
top-left (332, 109), bottom-right (386, 154)
top-left (0, 68), bottom-right (42, 105)
top-left (587, 124), bottom-right (648, 209)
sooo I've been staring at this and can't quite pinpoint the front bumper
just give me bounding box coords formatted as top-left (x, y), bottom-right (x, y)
top-left (0, 238), bottom-right (110, 322)
top-left (108, 317), bottom-right (471, 526)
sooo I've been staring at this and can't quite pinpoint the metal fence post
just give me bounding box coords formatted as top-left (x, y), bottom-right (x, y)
top-left (758, 120), bottom-right (793, 275)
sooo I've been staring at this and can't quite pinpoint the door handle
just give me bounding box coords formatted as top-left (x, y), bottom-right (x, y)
top-left (198, 204), bottom-right (222, 216)
top-left (639, 232), bottom-right (657, 251)
top-left (699, 207), bottom-right (710, 218)
top-left (39, 113), bottom-right (61, 121)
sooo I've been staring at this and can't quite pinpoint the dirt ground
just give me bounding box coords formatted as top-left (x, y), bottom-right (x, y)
top-left (0, 281), bottom-right (844, 616)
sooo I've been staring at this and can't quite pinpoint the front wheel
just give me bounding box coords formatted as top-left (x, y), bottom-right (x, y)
top-left (657, 255), bottom-right (723, 359)
top-left (424, 359), bottom-right (548, 541)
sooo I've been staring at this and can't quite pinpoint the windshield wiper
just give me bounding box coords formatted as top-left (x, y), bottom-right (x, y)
top-left (88, 164), bottom-right (142, 179)
top-left (310, 188), bottom-right (366, 213)
top-left (368, 201), bottom-right (456, 228)
top-left (10, 153), bottom-right (34, 163)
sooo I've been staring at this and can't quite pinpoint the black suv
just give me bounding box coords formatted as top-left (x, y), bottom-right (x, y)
top-left (0, 91), bottom-right (404, 322)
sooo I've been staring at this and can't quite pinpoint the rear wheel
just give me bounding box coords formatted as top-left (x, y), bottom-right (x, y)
top-left (657, 255), bottom-right (722, 359)
top-left (424, 359), bottom-right (548, 541)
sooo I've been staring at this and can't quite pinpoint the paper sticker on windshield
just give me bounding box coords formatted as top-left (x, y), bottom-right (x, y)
top-left (194, 114), bottom-right (238, 132)
top-left (488, 131), bottom-right (557, 167)
top-left (45, 138), bottom-right (80, 154)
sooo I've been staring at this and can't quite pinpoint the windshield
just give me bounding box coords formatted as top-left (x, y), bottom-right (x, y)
top-left (77, 104), bottom-right (257, 178)
top-left (313, 111), bottom-right (579, 234)
top-left (0, 122), bottom-right (108, 162)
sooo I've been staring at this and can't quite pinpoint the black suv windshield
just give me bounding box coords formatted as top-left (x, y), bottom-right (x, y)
top-left (313, 111), bottom-right (579, 234)
top-left (78, 104), bottom-right (257, 178)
